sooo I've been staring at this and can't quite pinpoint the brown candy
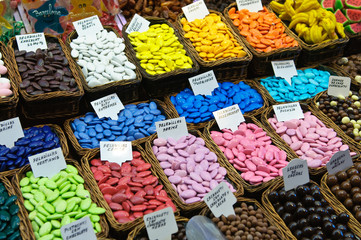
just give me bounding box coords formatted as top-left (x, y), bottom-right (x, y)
top-left (136, 222), bottom-right (187, 240)
top-left (335, 55), bottom-right (361, 80)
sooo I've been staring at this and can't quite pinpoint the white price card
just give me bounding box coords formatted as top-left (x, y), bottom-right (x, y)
top-left (91, 93), bottom-right (124, 120)
top-left (0, 117), bottom-right (24, 148)
top-left (73, 15), bottom-right (104, 40)
top-left (205, 182), bottom-right (236, 217)
top-left (327, 150), bottom-right (353, 175)
top-left (182, 0), bottom-right (209, 22)
top-left (28, 147), bottom-right (67, 178)
top-left (61, 216), bottom-right (96, 240)
top-left (125, 14), bottom-right (150, 34)
top-left (271, 60), bottom-right (298, 85)
top-left (100, 141), bottom-right (132, 164)
top-left (273, 102), bottom-right (304, 122)
top-left (283, 158), bottom-right (310, 191)
top-left (144, 207), bottom-right (178, 240)
top-left (213, 104), bottom-right (245, 132)
top-left (236, 0), bottom-right (263, 13)
top-left (189, 70), bottom-right (219, 96)
top-left (155, 117), bottom-right (188, 141)
top-left (16, 33), bottom-right (47, 52)
top-left (327, 76), bottom-right (351, 98)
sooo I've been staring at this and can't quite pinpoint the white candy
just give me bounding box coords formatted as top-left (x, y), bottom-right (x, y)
top-left (88, 78), bottom-right (102, 88)
top-left (71, 49), bottom-right (79, 58)
top-left (124, 61), bottom-right (136, 70)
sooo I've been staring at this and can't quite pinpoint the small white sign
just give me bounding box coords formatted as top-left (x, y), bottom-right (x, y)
top-left (271, 60), bottom-right (298, 85)
top-left (155, 117), bottom-right (188, 141)
top-left (91, 93), bottom-right (124, 120)
top-left (73, 15), bottom-right (104, 40)
top-left (16, 33), bottom-right (47, 52)
top-left (236, 0), bottom-right (263, 13)
top-left (273, 102), bottom-right (304, 122)
top-left (0, 117), bottom-right (24, 148)
top-left (182, 0), bottom-right (210, 22)
top-left (100, 141), bottom-right (132, 164)
top-left (213, 104), bottom-right (245, 132)
top-left (189, 70), bottom-right (219, 96)
top-left (28, 147), bottom-right (67, 178)
top-left (283, 158), bottom-right (310, 191)
top-left (205, 182), bottom-right (236, 217)
top-left (327, 76), bottom-right (351, 98)
top-left (125, 14), bottom-right (150, 34)
top-left (144, 207), bottom-right (178, 240)
top-left (61, 216), bottom-right (96, 240)
top-left (327, 150), bottom-right (353, 175)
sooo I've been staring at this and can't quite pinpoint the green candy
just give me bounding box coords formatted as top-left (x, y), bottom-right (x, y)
top-left (39, 222), bottom-right (52, 237)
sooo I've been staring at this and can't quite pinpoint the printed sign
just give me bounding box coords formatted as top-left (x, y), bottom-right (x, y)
top-left (205, 182), bottom-right (236, 217)
top-left (236, 0), bottom-right (263, 13)
top-left (273, 102), bottom-right (304, 122)
top-left (16, 33), bottom-right (47, 52)
top-left (73, 15), bottom-right (104, 40)
top-left (189, 70), bottom-right (219, 96)
top-left (182, 0), bottom-right (209, 22)
top-left (327, 76), bottom-right (351, 97)
top-left (283, 158), bottom-right (310, 191)
top-left (144, 207), bottom-right (178, 240)
top-left (91, 93), bottom-right (124, 120)
top-left (100, 141), bottom-right (132, 164)
top-left (155, 117), bottom-right (188, 141)
top-left (213, 104), bottom-right (245, 132)
top-left (61, 216), bottom-right (96, 240)
top-left (327, 150), bottom-right (353, 175)
top-left (271, 60), bottom-right (298, 85)
top-left (0, 117), bottom-right (24, 148)
top-left (125, 14), bottom-right (150, 34)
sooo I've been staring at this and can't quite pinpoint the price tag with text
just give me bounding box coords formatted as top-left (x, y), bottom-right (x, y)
top-left (91, 93), bottom-right (124, 120)
top-left (182, 0), bottom-right (209, 22)
top-left (327, 150), bottom-right (353, 175)
top-left (16, 33), bottom-right (47, 52)
top-left (328, 76), bottom-right (351, 97)
top-left (144, 207), bottom-right (178, 240)
top-left (100, 141), bottom-right (132, 164)
top-left (28, 147), bottom-right (67, 178)
top-left (0, 117), bottom-right (24, 148)
top-left (213, 104), bottom-right (245, 132)
top-left (73, 15), bottom-right (104, 40)
top-left (125, 14), bottom-right (150, 34)
top-left (156, 117), bottom-right (188, 141)
top-left (61, 216), bottom-right (96, 240)
top-left (189, 70), bottom-right (219, 96)
top-left (273, 102), bottom-right (304, 122)
top-left (205, 182), bottom-right (236, 217)
top-left (236, 0), bottom-right (263, 13)
top-left (271, 60), bottom-right (298, 85)
top-left (283, 158), bottom-right (310, 191)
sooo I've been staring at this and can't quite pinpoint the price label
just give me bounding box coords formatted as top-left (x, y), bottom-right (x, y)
top-left (236, 0), bottom-right (263, 13)
top-left (100, 141), bottom-right (132, 164)
top-left (189, 70), bottom-right (219, 96)
top-left (271, 60), bottom-right (298, 85)
top-left (125, 14), bottom-right (150, 34)
top-left (91, 93), bottom-right (124, 120)
top-left (205, 182), bottom-right (236, 217)
top-left (0, 117), bottom-right (24, 148)
top-left (155, 117), bottom-right (188, 141)
top-left (273, 102), bottom-right (304, 122)
top-left (213, 104), bottom-right (245, 132)
top-left (144, 207), bottom-right (178, 240)
top-left (73, 15), bottom-right (104, 40)
top-left (16, 33), bottom-right (47, 52)
top-left (28, 147), bottom-right (67, 178)
top-left (327, 76), bottom-right (351, 98)
top-left (61, 216), bottom-right (96, 240)
top-left (327, 150), bottom-right (353, 175)
top-left (283, 158), bottom-right (310, 191)
top-left (182, 0), bottom-right (209, 22)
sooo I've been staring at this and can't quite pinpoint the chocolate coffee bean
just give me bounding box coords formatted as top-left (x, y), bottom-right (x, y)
top-left (335, 55), bottom-right (361, 83)
top-left (136, 222), bottom-right (187, 240)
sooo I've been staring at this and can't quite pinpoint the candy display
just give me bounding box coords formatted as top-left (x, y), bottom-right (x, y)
top-left (0, 182), bottom-right (20, 240)
top-left (135, 221), bottom-right (188, 240)
top-left (335, 55), bottom-right (361, 83)
top-left (0, 52), bottom-right (11, 98)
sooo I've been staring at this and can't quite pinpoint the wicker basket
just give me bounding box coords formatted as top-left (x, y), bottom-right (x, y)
top-left (65, 26), bottom-right (143, 103)
top-left (344, 32), bottom-right (361, 56)
top-left (260, 104), bottom-right (360, 176)
top-left (64, 99), bottom-right (172, 157)
top-left (7, 34), bottom-right (84, 119)
top-left (122, 17), bottom-right (200, 98)
top-left (174, 10), bottom-right (252, 81)
top-left (203, 118), bottom-right (296, 193)
top-left (224, 3), bottom-right (302, 77)
top-left (12, 159), bottom-right (109, 239)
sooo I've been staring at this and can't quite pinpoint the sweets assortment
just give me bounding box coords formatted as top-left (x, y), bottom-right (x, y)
top-left (335, 55), bottom-right (361, 83)
top-left (0, 52), bottom-right (12, 98)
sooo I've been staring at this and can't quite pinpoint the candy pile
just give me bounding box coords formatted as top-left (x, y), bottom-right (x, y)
top-left (0, 52), bottom-right (11, 98)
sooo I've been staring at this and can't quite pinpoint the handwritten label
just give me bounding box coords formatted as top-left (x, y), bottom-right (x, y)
top-left (0, 117), bottom-right (24, 148)
top-left (155, 117), bottom-right (188, 141)
top-left (91, 93), bottom-right (124, 120)
top-left (189, 70), bottom-right (219, 96)
top-left (61, 216), bottom-right (96, 240)
top-left (283, 158), bottom-right (310, 191)
top-left (236, 0), bottom-right (263, 12)
top-left (28, 147), bottom-right (67, 178)
top-left (205, 182), bottom-right (236, 217)
top-left (273, 102), bottom-right (304, 122)
top-left (271, 60), bottom-right (298, 85)
top-left (125, 14), bottom-right (150, 34)
top-left (100, 141), bottom-right (132, 164)
top-left (327, 150), bottom-right (353, 175)
top-left (182, 0), bottom-right (209, 22)
top-left (213, 104), bottom-right (245, 132)
top-left (327, 76), bottom-right (351, 97)
top-left (144, 207), bottom-right (178, 240)
top-left (16, 33), bottom-right (47, 52)
top-left (73, 15), bottom-right (104, 40)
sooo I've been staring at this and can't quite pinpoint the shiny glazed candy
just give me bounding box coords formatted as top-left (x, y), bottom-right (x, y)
top-left (0, 183), bottom-right (20, 240)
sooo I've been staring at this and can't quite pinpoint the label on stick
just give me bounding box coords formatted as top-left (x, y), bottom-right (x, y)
top-left (205, 182), bottom-right (236, 217)
top-left (0, 117), bottom-right (24, 148)
top-left (236, 0), bottom-right (263, 13)
top-left (16, 33), bottom-right (47, 52)
top-left (61, 216), bottom-right (97, 240)
top-left (273, 102), bottom-right (304, 122)
top-left (327, 76), bottom-right (351, 98)
top-left (182, 0), bottom-right (209, 22)
top-left (100, 141), bottom-right (132, 165)
top-left (73, 15), bottom-right (103, 40)
top-left (125, 14), bottom-right (150, 34)
top-left (213, 104), bottom-right (245, 132)
top-left (327, 150), bottom-right (353, 175)
top-left (271, 60), bottom-right (298, 85)
top-left (189, 70), bottom-right (219, 96)
top-left (283, 158), bottom-right (310, 191)
top-left (155, 117), bottom-right (188, 141)
top-left (144, 207), bottom-right (178, 240)
top-left (91, 93), bottom-right (124, 120)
